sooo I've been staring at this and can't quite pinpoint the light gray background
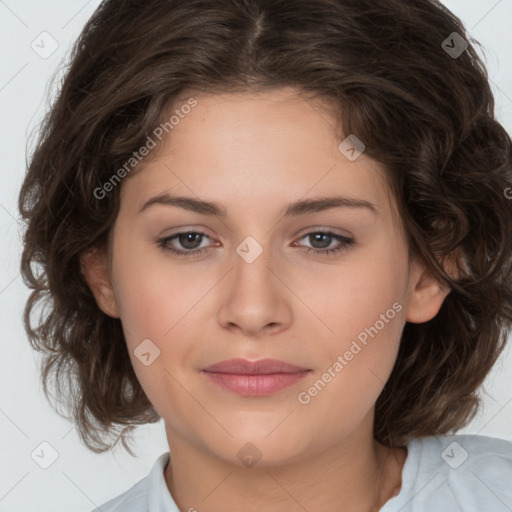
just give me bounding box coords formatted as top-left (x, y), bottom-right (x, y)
top-left (1, 1), bottom-right (511, 511)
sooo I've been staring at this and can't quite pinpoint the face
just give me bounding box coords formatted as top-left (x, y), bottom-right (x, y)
top-left (83, 86), bottom-right (449, 466)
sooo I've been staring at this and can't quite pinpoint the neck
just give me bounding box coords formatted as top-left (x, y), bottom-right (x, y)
top-left (163, 422), bottom-right (407, 512)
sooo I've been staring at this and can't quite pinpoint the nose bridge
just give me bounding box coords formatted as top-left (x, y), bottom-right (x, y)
top-left (232, 234), bottom-right (276, 296)
top-left (216, 232), bottom-right (290, 334)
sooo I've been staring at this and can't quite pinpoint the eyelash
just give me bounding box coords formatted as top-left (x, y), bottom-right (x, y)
top-left (156, 230), bottom-right (354, 258)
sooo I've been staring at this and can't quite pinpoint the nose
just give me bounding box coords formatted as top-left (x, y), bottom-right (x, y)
top-left (216, 239), bottom-right (293, 338)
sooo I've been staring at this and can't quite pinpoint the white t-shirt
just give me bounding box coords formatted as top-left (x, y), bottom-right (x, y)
top-left (90, 434), bottom-right (512, 511)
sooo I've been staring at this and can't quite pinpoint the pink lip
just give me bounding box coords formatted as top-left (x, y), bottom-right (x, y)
top-left (201, 358), bottom-right (311, 396)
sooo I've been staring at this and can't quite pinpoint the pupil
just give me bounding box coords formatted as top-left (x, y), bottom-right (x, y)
top-left (312, 233), bottom-right (330, 249)
top-left (180, 233), bottom-right (201, 249)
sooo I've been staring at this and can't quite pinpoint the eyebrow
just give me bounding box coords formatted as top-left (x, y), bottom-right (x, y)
top-left (139, 192), bottom-right (378, 217)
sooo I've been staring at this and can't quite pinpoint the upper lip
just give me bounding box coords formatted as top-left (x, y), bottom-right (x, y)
top-left (202, 358), bottom-right (310, 375)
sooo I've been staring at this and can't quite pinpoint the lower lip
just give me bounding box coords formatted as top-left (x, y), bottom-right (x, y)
top-left (202, 371), bottom-right (311, 396)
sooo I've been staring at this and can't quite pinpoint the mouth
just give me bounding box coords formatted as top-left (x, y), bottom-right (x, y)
top-left (201, 358), bottom-right (312, 396)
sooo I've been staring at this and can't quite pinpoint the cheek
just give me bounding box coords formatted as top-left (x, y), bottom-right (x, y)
top-left (110, 235), bottom-right (223, 380)
top-left (111, 235), bottom-right (199, 344)
top-left (111, 262), bottom-right (200, 420)
top-left (295, 293), bottom-right (405, 442)
top-left (301, 247), bottom-right (407, 399)
top-left (114, 275), bottom-right (171, 345)
top-left (303, 247), bottom-right (406, 342)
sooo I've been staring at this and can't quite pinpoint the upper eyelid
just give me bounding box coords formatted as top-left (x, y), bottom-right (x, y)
top-left (163, 225), bottom-right (352, 236)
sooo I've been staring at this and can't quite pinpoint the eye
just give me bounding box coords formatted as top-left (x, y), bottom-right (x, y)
top-left (156, 230), bottom-right (354, 258)
top-left (293, 230), bottom-right (354, 256)
top-left (157, 231), bottom-right (213, 257)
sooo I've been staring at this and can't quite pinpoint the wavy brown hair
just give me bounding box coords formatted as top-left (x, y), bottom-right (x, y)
top-left (18, 0), bottom-right (512, 453)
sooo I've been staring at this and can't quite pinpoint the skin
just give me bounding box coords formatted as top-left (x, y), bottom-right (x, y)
top-left (81, 86), bottom-right (452, 511)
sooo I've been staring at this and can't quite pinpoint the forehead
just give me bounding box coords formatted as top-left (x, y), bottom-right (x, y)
top-left (119, 87), bottom-right (395, 223)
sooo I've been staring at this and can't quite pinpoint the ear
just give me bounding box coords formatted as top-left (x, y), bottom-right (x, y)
top-left (79, 246), bottom-right (120, 318)
top-left (404, 251), bottom-right (460, 324)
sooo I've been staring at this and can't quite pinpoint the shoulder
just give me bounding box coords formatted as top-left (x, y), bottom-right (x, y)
top-left (417, 433), bottom-right (512, 479)
top-left (88, 452), bottom-right (171, 512)
top-left (382, 434), bottom-right (512, 511)
top-left (88, 476), bottom-right (148, 512)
